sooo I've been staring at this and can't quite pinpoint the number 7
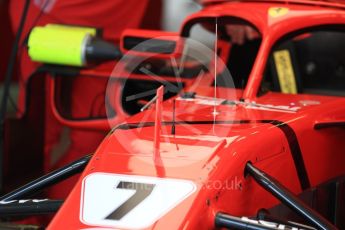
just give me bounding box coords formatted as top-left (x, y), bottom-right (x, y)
top-left (105, 181), bottom-right (155, 220)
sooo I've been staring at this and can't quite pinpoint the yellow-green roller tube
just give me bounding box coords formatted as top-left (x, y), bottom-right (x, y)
top-left (28, 26), bottom-right (91, 66)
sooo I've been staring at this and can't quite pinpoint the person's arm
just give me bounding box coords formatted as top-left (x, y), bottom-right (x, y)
top-left (225, 25), bottom-right (260, 45)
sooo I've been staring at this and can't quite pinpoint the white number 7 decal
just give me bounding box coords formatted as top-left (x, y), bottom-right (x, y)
top-left (81, 173), bottom-right (196, 229)
top-left (105, 181), bottom-right (155, 220)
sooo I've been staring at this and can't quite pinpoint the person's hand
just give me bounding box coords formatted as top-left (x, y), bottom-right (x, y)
top-left (225, 25), bottom-right (260, 45)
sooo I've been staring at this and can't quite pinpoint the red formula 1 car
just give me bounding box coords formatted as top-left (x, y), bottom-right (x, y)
top-left (2, 0), bottom-right (345, 229)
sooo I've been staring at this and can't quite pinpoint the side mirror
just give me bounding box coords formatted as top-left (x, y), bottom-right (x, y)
top-left (120, 29), bottom-right (183, 58)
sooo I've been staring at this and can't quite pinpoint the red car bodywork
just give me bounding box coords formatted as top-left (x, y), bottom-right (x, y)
top-left (48, 1), bottom-right (345, 229)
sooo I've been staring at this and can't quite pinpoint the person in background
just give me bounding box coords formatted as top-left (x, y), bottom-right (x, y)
top-left (8, 0), bottom-right (162, 199)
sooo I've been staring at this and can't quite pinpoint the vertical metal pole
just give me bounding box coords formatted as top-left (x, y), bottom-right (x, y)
top-left (0, 0), bottom-right (31, 194)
